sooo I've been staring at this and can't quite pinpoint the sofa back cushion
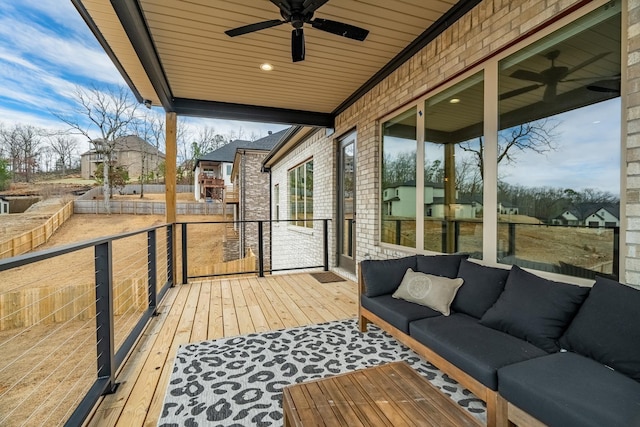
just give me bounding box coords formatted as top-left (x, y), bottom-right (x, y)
top-left (416, 254), bottom-right (467, 278)
top-left (480, 266), bottom-right (590, 353)
top-left (559, 276), bottom-right (640, 382)
top-left (360, 256), bottom-right (417, 297)
top-left (452, 260), bottom-right (510, 318)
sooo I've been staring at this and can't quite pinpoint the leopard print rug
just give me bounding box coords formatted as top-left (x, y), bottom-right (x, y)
top-left (158, 318), bottom-right (486, 426)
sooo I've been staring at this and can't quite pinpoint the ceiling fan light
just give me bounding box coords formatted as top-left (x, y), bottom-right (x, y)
top-left (292, 28), bottom-right (305, 62)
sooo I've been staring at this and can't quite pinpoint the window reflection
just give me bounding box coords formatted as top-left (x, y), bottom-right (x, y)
top-left (424, 72), bottom-right (484, 257)
top-left (381, 107), bottom-right (417, 247)
top-left (497, 5), bottom-right (621, 279)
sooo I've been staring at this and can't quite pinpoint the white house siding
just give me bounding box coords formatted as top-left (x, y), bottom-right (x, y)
top-left (270, 130), bottom-right (335, 271)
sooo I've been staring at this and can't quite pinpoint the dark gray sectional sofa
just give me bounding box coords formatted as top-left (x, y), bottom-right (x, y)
top-left (358, 254), bottom-right (640, 427)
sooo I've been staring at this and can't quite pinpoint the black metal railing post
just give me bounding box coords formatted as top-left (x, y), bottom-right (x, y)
top-left (94, 241), bottom-right (116, 394)
top-left (508, 223), bottom-right (516, 256)
top-left (258, 221), bottom-right (264, 277)
top-left (441, 221), bottom-right (447, 253)
top-left (454, 221), bottom-right (460, 253)
top-left (181, 223), bottom-right (188, 284)
top-left (323, 219), bottom-right (329, 271)
top-left (148, 229), bottom-right (157, 312)
top-left (613, 226), bottom-right (620, 279)
top-left (395, 220), bottom-right (402, 245)
top-left (167, 224), bottom-right (174, 286)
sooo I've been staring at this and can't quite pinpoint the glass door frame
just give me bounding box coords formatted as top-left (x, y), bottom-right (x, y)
top-left (337, 131), bottom-right (356, 273)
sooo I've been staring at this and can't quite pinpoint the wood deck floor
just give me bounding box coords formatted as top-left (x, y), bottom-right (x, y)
top-left (86, 272), bottom-right (358, 427)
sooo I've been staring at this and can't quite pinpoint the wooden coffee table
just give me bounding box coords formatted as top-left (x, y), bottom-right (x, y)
top-left (282, 361), bottom-right (481, 426)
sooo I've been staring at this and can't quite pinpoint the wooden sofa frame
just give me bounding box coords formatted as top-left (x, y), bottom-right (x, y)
top-left (357, 266), bottom-right (545, 427)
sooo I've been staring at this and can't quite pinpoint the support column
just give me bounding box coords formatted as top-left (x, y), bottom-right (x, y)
top-left (165, 112), bottom-right (177, 284)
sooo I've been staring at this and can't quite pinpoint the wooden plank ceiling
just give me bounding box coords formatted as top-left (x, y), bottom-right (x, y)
top-left (74, 0), bottom-right (463, 125)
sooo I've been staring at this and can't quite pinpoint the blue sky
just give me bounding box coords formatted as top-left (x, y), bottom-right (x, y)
top-left (0, 1), bottom-right (287, 154)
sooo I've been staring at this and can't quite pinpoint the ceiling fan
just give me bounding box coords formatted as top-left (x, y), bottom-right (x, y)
top-left (500, 50), bottom-right (611, 102)
top-left (224, 0), bottom-right (369, 62)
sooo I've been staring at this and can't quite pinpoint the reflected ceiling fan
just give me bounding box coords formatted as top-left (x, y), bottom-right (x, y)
top-left (500, 50), bottom-right (611, 102)
top-left (224, 0), bottom-right (369, 62)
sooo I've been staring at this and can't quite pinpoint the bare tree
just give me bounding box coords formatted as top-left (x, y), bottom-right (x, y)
top-left (54, 85), bottom-right (138, 213)
top-left (132, 111), bottom-right (165, 197)
top-left (0, 124), bottom-right (43, 182)
top-left (47, 134), bottom-right (78, 176)
top-left (459, 118), bottom-right (559, 180)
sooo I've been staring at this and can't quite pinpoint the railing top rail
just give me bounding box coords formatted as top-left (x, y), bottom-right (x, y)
top-left (0, 223), bottom-right (170, 271)
top-left (175, 218), bottom-right (332, 225)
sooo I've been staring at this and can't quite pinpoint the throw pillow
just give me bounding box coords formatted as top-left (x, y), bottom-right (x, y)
top-left (392, 268), bottom-right (464, 316)
top-left (479, 266), bottom-right (589, 352)
top-left (360, 256), bottom-right (417, 297)
top-left (559, 276), bottom-right (640, 382)
top-left (416, 254), bottom-right (468, 278)
top-left (452, 259), bottom-right (510, 318)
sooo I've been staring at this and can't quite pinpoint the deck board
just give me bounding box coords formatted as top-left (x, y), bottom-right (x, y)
top-left (86, 272), bottom-right (357, 427)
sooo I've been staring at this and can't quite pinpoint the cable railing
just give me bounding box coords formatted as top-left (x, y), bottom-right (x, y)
top-left (0, 217), bottom-right (332, 426)
top-left (0, 224), bottom-right (174, 427)
top-left (382, 218), bottom-right (619, 280)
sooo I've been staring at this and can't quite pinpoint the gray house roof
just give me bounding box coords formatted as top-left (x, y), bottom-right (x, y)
top-left (196, 128), bottom-right (290, 166)
top-left (82, 135), bottom-right (165, 156)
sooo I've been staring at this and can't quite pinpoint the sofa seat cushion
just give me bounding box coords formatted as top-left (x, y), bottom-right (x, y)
top-left (498, 352), bottom-right (640, 427)
top-left (361, 294), bottom-right (441, 334)
top-left (360, 256), bottom-right (417, 297)
top-left (559, 276), bottom-right (640, 382)
top-left (409, 314), bottom-right (547, 390)
top-left (480, 265), bottom-right (590, 353)
top-left (452, 259), bottom-right (510, 319)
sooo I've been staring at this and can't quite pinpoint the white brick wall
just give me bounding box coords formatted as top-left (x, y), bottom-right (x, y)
top-left (270, 130), bottom-right (336, 271)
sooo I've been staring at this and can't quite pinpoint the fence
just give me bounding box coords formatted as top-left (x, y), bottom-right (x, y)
top-left (0, 201), bottom-right (74, 260)
top-left (74, 185), bottom-right (231, 215)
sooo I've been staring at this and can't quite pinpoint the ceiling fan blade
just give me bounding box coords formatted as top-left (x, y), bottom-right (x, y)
top-left (510, 69), bottom-right (547, 84)
top-left (292, 28), bottom-right (305, 62)
top-left (587, 78), bottom-right (621, 93)
top-left (302, 0), bottom-right (329, 15)
top-left (310, 18), bottom-right (369, 41)
top-left (566, 52), bottom-right (610, 75)
top-left (543, 83), bottom-right (558, 103)
top-left (270, 0), bottom-right (291, 15)
top-left (499, 84), bottom-right (543, 100)
top-left (225, 19), bottom-right (284, 37)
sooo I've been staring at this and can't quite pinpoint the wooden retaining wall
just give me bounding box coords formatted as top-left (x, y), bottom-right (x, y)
top-left (74, 200), bottom-right (231, 215)
top-left (0, 202), bottom-right (74, 260)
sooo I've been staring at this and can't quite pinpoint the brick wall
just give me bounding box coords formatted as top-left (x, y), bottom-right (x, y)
top-left (626, 0), bottom-right (639, 285)
top-left (269, 130), bottom-right (335, 271)
top-left (238, 150), bottom-right (271, 270)
top-left (271, 0), bottom-right (637, 284)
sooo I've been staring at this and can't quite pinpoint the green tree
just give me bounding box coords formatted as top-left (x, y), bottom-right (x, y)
top-left (0, 159), bottom-right (10, 190)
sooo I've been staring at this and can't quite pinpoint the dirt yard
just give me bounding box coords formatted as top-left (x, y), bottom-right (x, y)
top-left (0, 193), bottom-right (232, 426)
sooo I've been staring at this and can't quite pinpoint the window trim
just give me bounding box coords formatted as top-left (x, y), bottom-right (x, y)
top-left (287, 158), bottom-right (313, 229)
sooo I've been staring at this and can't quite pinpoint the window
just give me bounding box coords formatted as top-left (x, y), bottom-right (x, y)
top-left (424, 72), bottom-right (484, 256)
top-left (226, 164), bottom-right (232, 175)
top-left (378, 3), bottom-right (621, 279)
top-left (381, 107), bottom-right (417, 247)
top-left (288, 160), bottom-right (313, 228)
top-left (497, 4), bottom-right (620, 279)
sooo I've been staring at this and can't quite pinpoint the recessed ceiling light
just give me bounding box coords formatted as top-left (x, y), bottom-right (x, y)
top-left (449, 98), bottom-right (461, 104)
top-left (260, 63), bottom-right (273, 71)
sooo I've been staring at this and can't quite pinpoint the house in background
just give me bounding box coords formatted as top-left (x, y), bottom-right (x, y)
top-left (553, 204), bottom-right (620, 227)
top-left (80, 135), bottom-right (164, 181)
top-left (193, 129), bottom-right (288, 203)
top-left (224, 128), bottom-right (290, 266)
top-left (0, 197), bottom-right (8, 214)
top-left (383, 181), bottom-right (479, 219)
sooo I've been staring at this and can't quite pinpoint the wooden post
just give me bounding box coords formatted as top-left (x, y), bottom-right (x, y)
top-left (165, 112), bottom-right (178, 285)
top-left (444, 143), bottom-right (456, 253)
